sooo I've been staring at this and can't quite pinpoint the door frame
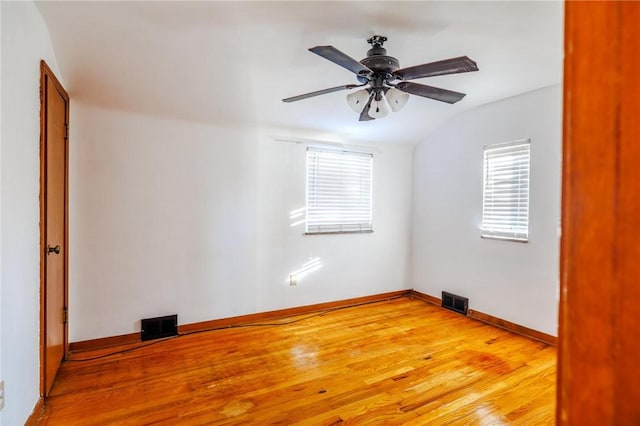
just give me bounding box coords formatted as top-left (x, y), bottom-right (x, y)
top-left (39, 60), bottom-right (70, 397)
top-left (558, 1), bottom-right (640, 423)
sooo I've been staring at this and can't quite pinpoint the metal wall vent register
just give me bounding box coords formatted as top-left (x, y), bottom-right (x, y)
top-left (141, 314), bottom-right (178, 341)
top-left (442, 291), bottom-right (469, 315)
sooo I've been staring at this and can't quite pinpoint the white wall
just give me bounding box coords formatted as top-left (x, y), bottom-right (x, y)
top-left (69, 102), bottom-right (413, 342)
top-left (0, 1), bottom-right (63, 424)
top-left (410, 85), bottom-right (561, 336)
top-left (0, 1), bottom-right (3, 421)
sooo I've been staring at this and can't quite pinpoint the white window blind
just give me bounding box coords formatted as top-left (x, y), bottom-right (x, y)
top-left (482, 140), bottom-right (530, 242)
top-left (306, 147), bottom-right (373, 234)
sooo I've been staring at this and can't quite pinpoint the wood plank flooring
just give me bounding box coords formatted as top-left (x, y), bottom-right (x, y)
top-left (36, 297), bottom-right (556, 425)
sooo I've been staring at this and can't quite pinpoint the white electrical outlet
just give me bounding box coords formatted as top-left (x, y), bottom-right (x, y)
top-left (289, 274), bottom-right (297, 286)
top-left (0, 380), bottom-right (5, 411)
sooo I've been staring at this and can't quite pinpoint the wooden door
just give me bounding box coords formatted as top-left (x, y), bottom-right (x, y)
top-left (40, 61), bottom-right (69, 397)
top-left (558, 1), bottom-right (640, 424)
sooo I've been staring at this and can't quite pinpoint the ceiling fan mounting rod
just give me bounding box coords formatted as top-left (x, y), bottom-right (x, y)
top-left (367, 35), bottom-right (387, 47)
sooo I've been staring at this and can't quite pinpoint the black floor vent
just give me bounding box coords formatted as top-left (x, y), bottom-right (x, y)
top-left (442, 291), bottom-right (468, 315)
top-left (141, 314), bottom-right (178, 341)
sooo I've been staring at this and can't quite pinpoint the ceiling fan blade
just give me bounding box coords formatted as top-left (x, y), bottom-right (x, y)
top-left (393, 56), bottom-right (478, 81)
top-left (309, 46), bottom-right (373, 76)
top-left (395, 81), bottom-right (466, 104)
top-left (359, 93), bottom-right (375, 121)
top-left (282, 84), bottom-right (360, 103)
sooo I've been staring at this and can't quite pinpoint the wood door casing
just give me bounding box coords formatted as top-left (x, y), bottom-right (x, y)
top-left (40, 60), bottom-right (69, 397)
top-left (558, 1), bottom-right (640, 424)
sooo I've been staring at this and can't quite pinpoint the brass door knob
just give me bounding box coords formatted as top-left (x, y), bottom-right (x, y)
top-left (47, 245), bottom-right (61, 255)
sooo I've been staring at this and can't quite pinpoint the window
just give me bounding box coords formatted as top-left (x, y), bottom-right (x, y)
top-left (482, 139), bottom-right (530, 242)
top-left (306, 147), bottom-right (373, 234)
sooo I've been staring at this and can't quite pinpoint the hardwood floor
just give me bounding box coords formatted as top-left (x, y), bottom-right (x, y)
top-left (36, 297), bottom-right (556, 425)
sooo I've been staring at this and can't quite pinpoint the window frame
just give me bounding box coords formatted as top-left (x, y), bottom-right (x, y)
top-left (305, 146), bottom-right (374, 235)
top-left (481, 139), bottom-right (531, 243)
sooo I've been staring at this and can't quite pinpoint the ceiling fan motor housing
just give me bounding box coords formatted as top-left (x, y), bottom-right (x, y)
top-left (360, 54), bottom-right (400, 76)
top-left (360, 36), bottom-right (400, 80)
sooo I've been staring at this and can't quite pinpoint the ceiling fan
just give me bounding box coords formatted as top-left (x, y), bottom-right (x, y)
top-left (283, 35), bottom-right (479, 121)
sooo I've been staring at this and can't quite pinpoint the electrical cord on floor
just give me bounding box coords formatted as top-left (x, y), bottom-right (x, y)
top-left (64, 335), bottom-right (181, 362)
top-left (64, 294), bottom-right (407, 362)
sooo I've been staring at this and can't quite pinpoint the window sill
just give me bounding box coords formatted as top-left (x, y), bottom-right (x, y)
top-left (481, 234), bottom-right (528, 243)
top-left (305, 230), bottom-right (374, 236)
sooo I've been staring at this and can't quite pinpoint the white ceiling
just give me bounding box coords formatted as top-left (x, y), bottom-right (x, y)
top-left (36, 1), bottom-right (563, 145)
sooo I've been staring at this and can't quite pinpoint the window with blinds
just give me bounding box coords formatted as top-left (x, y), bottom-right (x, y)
top-left (482, 140), bottom-right (530, 242)
top-left (306, 147), bottom-right (373, 234)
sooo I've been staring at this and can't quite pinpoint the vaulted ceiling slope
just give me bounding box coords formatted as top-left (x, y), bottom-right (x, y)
top-left (36, 1), bottom-right (563, 145)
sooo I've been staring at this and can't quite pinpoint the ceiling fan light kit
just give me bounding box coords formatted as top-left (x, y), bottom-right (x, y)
top-left (283, 35), bottom-right (479, 121)
top-left (346, 86), bottom-right (408, 118)
top-left (346, 89), bottom-right (371, 113)
top-left (369, 95), bottom-right (390, 119)
top-left (385, 88), bottom-right (410, 112)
